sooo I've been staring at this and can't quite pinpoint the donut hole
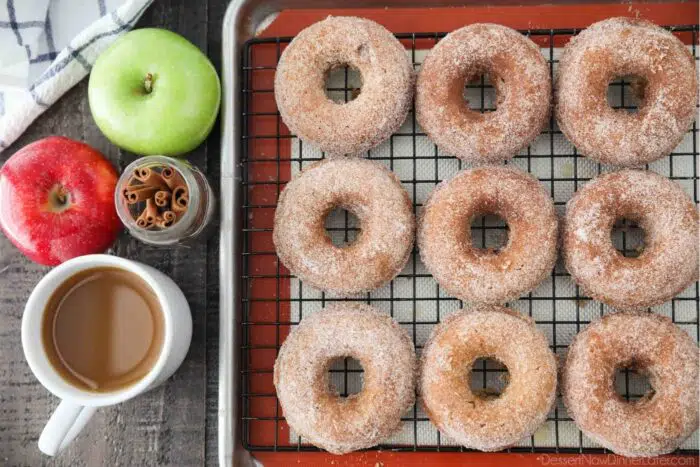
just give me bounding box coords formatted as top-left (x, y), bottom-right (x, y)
top-left (469, 357), bottom-right (510, 399)
top-left (607, 75), bottom-right (647, 114)
top-left (614, 362), bottom-right (655, 403)
top-left (470, 214), bottom-right (509, 253)
top-left (324, 207), bottom-right (361, 248)
top-left (327, 357), bottom-right (364, 397)
top-left (463, 73), bottom-right (500, 113)
top-left (610, 217), bottom-right (645, 258)
top-left (325, 64), bottom-right (363, 104)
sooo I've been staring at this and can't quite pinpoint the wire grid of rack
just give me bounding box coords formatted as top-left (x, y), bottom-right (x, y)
top-left (239, 26), bottom-right (700, 454)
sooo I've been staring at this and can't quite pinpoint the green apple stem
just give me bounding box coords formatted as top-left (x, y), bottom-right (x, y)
top-left (144, 73), bottom-right (154, 94)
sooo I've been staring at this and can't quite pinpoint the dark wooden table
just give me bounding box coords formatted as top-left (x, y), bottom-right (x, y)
top-left (0, 2), bottom-right (226, 465)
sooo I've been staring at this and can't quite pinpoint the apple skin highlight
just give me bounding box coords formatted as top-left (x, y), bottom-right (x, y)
top-left (0, 137), bottom-right (122, 266)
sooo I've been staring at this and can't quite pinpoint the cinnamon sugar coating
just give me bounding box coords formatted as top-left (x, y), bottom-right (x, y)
top-left (274, 16), bottom-right (414, 156)
top-left (563, 170), bottom-right (699, 310)
top-left (418, 166), bottom-right (558, 304)
top-left (419, 306), bottom-right (557, 451)
top-left (273, 158), bottom-right (414, 296)
top-left (555, 17), bottom-right (698, 167)
top-left (562, 312), bottom-right (699, 457)
top-left (274, 304), bottom-right (417, 454)
top-left (416, 24), bottom-right (551, 163)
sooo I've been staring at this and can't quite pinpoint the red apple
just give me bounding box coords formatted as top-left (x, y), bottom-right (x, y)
top-left (0, 137), bottom-right (122, 266)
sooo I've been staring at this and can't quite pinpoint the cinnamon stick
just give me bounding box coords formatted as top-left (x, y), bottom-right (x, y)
top-left (124, 185), bottom-right (159, 204)
top-left (171, 186), bottom-right (189, 214)
top-left (133, 167), bottom-right (168, 189)
top-left (154, 210), bottom-right (178, 229)
top-left (138, 198), bottom-right (158, 228)
top-left (162, 210), bottom-right (177, 227)
top-left (136, 217), bottom-right (150, 229)
top-left (126, 163), bottom-right (191, 231)
top-left (161, 166), bottom-right (186, 191)
top-left (135, 199), bottom-right (157, 229)
top-left (154, 190), bottom-right (172, 207)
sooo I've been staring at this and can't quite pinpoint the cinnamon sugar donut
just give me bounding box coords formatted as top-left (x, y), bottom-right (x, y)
top-left (563, 312), bottom-right (699, 457)
top-left (418, 166), bottom-right (558, 304)
top-left (420, 306), bottom-right (557, 451)
top-left (416, 24), bottom-right (550, 163)
top-left (563, 170), bottom-right (699, 309)
top-left (274, 16), bottom-right (413, 155)
top-left (273, 158), bottom-right (414, 296)
top-left (274, 303), bottom-right (416, 454)
top-left (556, 17), bottom-right (698, 167)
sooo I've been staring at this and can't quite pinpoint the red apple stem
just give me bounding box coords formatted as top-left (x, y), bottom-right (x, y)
top-left (144, 73), bottom-right (154, 94)
top-left (49, 185), bottom-right (71, 212)
top-left (55, 189), bottom-right (66, 205)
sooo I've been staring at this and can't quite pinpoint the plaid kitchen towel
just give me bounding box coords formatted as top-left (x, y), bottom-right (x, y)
top-left (0, 0), bottom-right (153, 153)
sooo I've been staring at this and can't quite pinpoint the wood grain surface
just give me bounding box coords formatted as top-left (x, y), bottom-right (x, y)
top-left (0, 2), bottom-right (223, 466)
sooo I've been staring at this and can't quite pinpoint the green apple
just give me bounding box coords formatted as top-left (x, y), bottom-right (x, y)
top-left (88, 28), bottom-right (220, 156)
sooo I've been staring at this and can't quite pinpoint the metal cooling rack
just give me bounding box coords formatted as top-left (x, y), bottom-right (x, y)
top-left (239, 26), bottom-right (700, 454)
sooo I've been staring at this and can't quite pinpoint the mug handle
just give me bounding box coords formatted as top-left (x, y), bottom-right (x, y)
top-left (38, 400), bottom-right (97, 456)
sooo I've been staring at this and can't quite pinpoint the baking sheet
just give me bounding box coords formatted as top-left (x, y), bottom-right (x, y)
top-left (227, 4), bottom-right (700, 462)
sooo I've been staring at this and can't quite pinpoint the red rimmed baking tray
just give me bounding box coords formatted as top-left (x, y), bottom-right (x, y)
top-left (219, 2), bottom-right (700, 465)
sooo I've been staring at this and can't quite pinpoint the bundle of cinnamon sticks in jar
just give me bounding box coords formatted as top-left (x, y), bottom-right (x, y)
top-left (121, 164), bottom-right (189, 230)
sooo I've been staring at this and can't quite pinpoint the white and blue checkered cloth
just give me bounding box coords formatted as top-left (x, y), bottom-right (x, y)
top-left (0, 0), bottom-right (153, 153)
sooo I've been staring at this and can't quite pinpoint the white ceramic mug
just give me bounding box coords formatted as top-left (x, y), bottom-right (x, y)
top-left (21, 254), bottom-right (193, 456)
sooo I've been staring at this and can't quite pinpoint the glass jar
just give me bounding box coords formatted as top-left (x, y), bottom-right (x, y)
top-left (115, 156), bottom-right (215, 246)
